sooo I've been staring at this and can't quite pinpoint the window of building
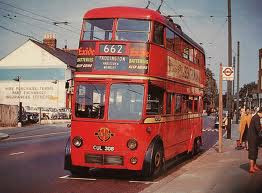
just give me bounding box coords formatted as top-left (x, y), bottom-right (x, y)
top-left (147, 85), bottom-right (164, 115)
top-left (153, 22), bottom-right (164, 45)
top-left (166, 28), bottom-right (175, 50)
top-left (166, 93), bottom-right (173, 114)
top-left (175, 94), bottom-right (182, 113)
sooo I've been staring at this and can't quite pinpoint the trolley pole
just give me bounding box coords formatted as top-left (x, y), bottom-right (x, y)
top-left (219, 63), bottom-right (223, 153)
top-left (226, 0), bottom-right (232, 139)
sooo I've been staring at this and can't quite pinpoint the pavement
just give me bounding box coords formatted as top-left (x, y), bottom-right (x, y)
top-left (0, 119), bottom-right (70, 141)
top-left (140, 123), bottom-right (262, 193)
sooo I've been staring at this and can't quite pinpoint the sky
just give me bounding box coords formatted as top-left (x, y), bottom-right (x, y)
top-left (0, 0), bottom-right (261, 91)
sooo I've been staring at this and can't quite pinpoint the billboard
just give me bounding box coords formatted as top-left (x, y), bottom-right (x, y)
top-left (0, 81), bottom-right (66, 108)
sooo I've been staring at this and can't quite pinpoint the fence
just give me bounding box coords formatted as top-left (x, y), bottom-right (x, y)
top-left (0, 104), bottom-right (18, 127)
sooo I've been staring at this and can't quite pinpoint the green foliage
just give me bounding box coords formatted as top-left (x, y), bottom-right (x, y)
top-left (239, 81), bottom-right (257, 102)
top-left (203, 68), bottom-right (218, 108)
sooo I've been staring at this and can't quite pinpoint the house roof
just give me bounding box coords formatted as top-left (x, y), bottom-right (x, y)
top-left (30, 39), bottom-right (77, 68)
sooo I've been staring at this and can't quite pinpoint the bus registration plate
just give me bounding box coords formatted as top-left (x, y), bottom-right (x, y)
top-left (93, 145), bottom-right (114, 152)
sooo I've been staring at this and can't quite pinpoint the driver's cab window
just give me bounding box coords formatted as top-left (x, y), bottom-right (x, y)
top-left (146, 84), bottom-right (164, 115)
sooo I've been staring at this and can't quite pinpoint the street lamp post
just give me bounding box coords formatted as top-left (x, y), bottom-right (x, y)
top-left (13, 76), bottom-right (22, 127)
top-left (52, 80), bottom-right (59, 109)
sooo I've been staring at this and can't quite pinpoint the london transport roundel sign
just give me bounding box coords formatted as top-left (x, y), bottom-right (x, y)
top-left (222, 67), bottom-right (234, 81)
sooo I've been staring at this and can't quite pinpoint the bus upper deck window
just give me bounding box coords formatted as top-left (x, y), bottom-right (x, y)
top-left (153, 22), bottom-right (164, 45)
top-left (116, 19), bottom-right (150, 42)
top-left (83, 19), bottom-right (113, 40)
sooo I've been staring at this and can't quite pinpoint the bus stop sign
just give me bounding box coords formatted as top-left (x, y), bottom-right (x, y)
top-left (222, 67), bottom-right (234, 81)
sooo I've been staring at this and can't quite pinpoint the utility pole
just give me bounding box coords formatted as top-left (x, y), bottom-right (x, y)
top-left (233, 56), bottom-right (235, 96)
top-left (232, 56), bottom-right (236, 115)
top-left (226, 0), bottom-right (232, 139)
top-left (236, 41), bottom-right (240, 123)
top-left (219, 63), bottom-right (223, 153)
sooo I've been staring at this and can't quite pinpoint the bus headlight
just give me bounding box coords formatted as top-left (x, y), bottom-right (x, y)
top-left (127, 139), bottom-right (138, 150)
top-left (72, 136), bottom-right (83, 148)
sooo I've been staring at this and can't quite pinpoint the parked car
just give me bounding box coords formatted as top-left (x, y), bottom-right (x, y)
top-left (18, 107), bottom-right (39, 124)
top-left (58, 108), bottom-right (71, 119)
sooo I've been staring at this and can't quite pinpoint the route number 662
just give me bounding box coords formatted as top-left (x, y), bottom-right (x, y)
top-left (100, 44), bottom-right (125, 54)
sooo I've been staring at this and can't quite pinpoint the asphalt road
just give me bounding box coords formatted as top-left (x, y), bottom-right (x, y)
top-left (0, 116), bottom-right (218, 193)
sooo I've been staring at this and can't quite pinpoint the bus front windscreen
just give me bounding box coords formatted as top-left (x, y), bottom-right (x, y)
top-left (108, 84), bottom-right (144, 121)
top-left (75, 84), bottom-right (105, 119)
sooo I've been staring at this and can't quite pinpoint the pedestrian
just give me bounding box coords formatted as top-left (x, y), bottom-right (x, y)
top-left (238, 107), bottom-right (252, 150)
top-left (248, 107), bottom-right (262, 173)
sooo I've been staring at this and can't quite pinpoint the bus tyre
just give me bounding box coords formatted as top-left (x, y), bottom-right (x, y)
top-left (191, 137), bottom-right (201, 156)
top-left (152, 143), bottom-right (164, 177)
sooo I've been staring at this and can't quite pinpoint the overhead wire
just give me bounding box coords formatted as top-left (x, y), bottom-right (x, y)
top-left (0, 3), bottom-right (79, 34)
top-left (0, 0), bottom-right (79, 31)
top-left (0, 25), bottom-right (40, 40)
top-left (0, 7), bottom-right (79, 36)
top-left (1, 13), bottom-right (76, 38)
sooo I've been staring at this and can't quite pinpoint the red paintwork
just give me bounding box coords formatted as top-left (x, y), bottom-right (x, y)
top-left (71, 6), bottom-right (205, 172)
top-left (84, 6), bottom-right (166, 24)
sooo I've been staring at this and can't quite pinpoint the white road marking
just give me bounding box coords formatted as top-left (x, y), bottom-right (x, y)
top-left (59, 175), bottom-right (70, 179)
top-left (6, 131), bottom-right (70, 141)
top-left (129, 180), bottom-right (159, 184)
top-left (9, 151), bottom-right (25, 156)
top-left (59, 175), bottom-right (96, 181)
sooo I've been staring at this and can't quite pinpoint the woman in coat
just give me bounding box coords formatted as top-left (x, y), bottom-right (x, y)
top-left (238, 108), bottom-right (252, 149)
top-left (248, 108), bottom-right (262, 173)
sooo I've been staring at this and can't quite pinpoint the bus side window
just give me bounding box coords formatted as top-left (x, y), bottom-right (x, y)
top-left (187, 96), bottom-right (193, 113)
top-left (175, 94), bottom-right (182, 114)
top-left (166, 93), bottom-right (173, 114)
top-left (174, 34), bottom-right (182, 56)
top-left (194, 96), bottom-right (199, 112)
top-left (153, 22), bottom-right (164, 46)
top-left (146, 85), bottom-right (164, 115)
top-left (182, 41), bottom-right (190, 60)
top-left (166, 28), bottom-right (175, 50)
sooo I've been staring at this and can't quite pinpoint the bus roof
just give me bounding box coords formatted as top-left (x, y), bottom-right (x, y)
top-left (83, 6), bottom-right (204, 54)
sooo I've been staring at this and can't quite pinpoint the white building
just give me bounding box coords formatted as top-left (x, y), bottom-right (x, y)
top-left (0, 35), bottom-right (76, 109)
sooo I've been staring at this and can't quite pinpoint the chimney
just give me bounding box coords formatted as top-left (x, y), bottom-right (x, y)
top-left (43, 33), bottom-right (57, 48)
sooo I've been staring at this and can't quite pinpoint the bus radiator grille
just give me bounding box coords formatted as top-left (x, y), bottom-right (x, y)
top-left (85, 154), bottom-right (124, 165)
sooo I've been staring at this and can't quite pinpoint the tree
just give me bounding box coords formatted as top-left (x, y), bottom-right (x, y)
top-left (239, 81), bottom-right (258, 107)
top-left (203, 68), bottom-right (218, 110)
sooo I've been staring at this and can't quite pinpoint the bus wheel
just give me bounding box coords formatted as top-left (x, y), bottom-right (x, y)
top-left (192, 137), bottom-right (201, 156)
top-left (151, 143), bottom-right (164, 178)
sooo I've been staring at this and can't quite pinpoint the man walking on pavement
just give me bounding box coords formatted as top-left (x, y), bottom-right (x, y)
top-left (248, 107), bottom-right (262, 173)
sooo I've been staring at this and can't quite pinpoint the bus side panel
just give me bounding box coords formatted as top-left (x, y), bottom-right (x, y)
top-left (164, 119), bottom-right (185, 160)
top-left (187, 116), bottom-right (203, 152)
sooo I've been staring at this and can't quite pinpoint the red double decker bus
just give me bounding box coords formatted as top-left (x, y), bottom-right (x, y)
top-left (64, 6), bottom-right (206, 178)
